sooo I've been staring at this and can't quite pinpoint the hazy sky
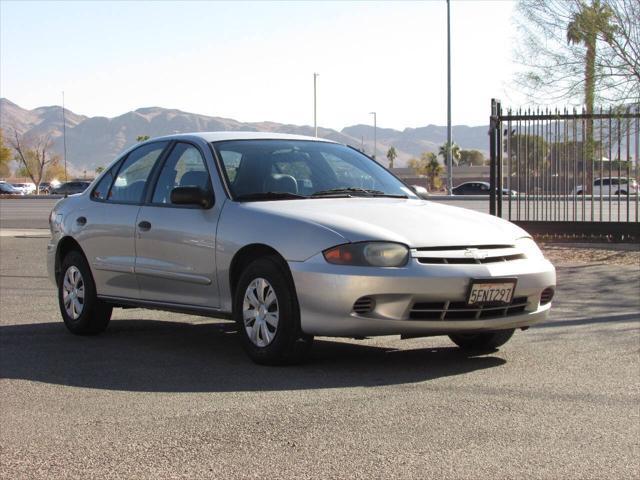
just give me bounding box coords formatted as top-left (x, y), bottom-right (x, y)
top-left (1, 0), bottom-right (524, 129)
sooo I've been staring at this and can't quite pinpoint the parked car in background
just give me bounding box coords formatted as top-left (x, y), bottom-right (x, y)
top-left (452, 181), bottom-right (517, 197)
top-left (574, 177), bottom-right (638, 196)
top-left (48, 132), bottom-right (555, 365)
top-left (38, 182), bottom-right (52, 194)
top-left (11, 182), bottom-right (36, 194)
top-left (50, 181), bottom-right (91, 195)
top-left (0, 182), bottom-right (24, 195)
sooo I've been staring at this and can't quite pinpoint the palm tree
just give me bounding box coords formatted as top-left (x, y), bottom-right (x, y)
top-left (408, 152), bottom-right (444, 191)
top-left (386, 146), bottom-right (397, 169)
top-left (425, 154), bottom-right (444, 191)
top-left (567, 0), bottom-right (614, 192)
top-left (438, 141), bottom-right (461, 166)
top-left (566, 0), bottom-right (615, 117)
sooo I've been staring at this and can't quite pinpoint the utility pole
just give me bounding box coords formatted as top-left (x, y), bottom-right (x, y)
top-left (313, 73), bottom-right (319, 137)
top-left (62, 91), bottom-right (68, 181)
top-left (369, 112), bottom-right (377, 160)
top-left (446, 0), bottom-right (453, 193)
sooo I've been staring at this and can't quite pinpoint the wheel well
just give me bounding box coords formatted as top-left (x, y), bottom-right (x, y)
top-left (55, 237), bottom-right (84, 283)
top-left (229, 244), bottom-right (288, 299)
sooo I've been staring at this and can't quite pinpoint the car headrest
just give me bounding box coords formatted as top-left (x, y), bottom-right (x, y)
top-left (264, 174), bottom-right (298, 194)
top-left (180, 170), bottom-right (210, 189)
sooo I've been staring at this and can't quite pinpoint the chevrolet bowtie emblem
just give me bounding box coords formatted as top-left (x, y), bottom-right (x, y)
top-left (464, 248), bottom-right (488, 259)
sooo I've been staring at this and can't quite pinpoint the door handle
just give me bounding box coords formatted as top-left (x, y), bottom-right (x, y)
top-left (76, 216), bottom-right (87, 226)
top-left (138, 220), bottom-right (152, 231)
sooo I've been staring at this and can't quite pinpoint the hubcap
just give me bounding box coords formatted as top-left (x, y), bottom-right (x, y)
top-left (62, 266), bottom-right (85, 320)
top-left (243, 277), bottom-right (279, 347)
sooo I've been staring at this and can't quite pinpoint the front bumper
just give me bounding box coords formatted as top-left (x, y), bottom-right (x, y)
top-left (289, 254), bottom-right (556, 337)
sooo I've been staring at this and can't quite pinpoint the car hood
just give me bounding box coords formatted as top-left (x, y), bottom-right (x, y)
top-left (243, 198), bottom-right (529, 248)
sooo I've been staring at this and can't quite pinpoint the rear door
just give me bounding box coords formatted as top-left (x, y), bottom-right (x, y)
top-left (76, 142), bottom-right (168, 299)
top-left (135, 142), bottom-right (221, 308)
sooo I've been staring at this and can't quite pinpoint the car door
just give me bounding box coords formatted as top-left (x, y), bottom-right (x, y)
top-left (76, 141), bottom-right (169, 299)
top-left (135, 141), bottom-right (221, 308)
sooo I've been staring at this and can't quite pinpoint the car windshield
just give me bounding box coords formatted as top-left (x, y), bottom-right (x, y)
top-left (212, 140), bottom-right (416, 201)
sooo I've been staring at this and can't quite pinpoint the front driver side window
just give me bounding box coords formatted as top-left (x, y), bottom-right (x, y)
top-left (151, 143), bottom-right (212, 205)
top-left (108, 142), bottom-right (168, 203)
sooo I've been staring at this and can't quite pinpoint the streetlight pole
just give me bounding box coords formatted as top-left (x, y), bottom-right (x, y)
top-left (62, 91), bottom-right (68, 182)
top-left (313, 73), bottom-right (319, 137)
top-left (369, 111), bottom-right (377, 159)
top-left (446, 0), bottom-right (453, 193)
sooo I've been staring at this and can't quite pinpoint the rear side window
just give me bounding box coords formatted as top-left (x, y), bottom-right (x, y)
top-left (108, 142), bottom-right (168, 203)
top-left (92, 165), bottom-right (119, 200)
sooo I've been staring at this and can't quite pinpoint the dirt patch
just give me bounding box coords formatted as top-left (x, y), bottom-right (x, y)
top-left (541, 242), bottom-right (640, 266)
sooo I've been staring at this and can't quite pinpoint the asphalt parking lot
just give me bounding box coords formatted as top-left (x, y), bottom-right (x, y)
top-left (1, 204), bottom-right (639, 478)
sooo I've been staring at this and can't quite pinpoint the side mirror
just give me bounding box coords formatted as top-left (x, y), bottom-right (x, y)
top-left (410, 185), bottom-right (429, 198)
top-left (170, 186), bottom-right (214, 209)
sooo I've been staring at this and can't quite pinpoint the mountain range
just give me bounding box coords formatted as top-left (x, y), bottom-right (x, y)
top-left (0, 98), bottom-right (489, 173)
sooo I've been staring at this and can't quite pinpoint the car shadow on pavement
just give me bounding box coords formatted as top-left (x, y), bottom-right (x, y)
top-left (0, 320), bottom-right (505, 392)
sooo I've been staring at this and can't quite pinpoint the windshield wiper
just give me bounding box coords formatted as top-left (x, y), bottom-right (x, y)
top-left (311, 187), bottom-right (408, 198)
top-left (234, 191), bottom-right (308, 202)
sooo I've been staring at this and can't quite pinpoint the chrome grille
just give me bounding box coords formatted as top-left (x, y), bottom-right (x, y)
top-left (409, 297), bottom-right (529, 321)
top-left (353, 297), bottom-right (375, 315)
top-left (417, 254), bottom-right (525, 265)
top-left (412, 245), bottom-right (525, 265)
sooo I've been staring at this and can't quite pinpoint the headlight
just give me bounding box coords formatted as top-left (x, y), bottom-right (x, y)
top-left (323, 242), bottom-right (409, 267)
top-left (516, 237), bottom-right (544, 260)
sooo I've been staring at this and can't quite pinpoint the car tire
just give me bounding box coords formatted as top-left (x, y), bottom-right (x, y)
top-left (234, 256), bottom-right (313, 365)
top-left (58, 250), bottom-right (112, 335)
top-left (448, 329), bottom-right (515, 351)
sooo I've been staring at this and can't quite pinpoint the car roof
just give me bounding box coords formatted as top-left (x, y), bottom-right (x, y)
top-left (151, 131), bottom-right (337, 143)
top-left (456, 181), bottom-right (489, 186)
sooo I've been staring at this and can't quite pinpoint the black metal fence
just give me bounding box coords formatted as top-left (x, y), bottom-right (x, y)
top-left (488, 99), bottom-right (639, 241)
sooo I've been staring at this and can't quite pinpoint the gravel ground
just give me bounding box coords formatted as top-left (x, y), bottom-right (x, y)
top-left (541, 243), bottom-right (640, 266)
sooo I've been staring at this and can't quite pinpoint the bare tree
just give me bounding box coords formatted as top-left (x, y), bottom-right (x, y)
top-left (8, 130), bottom-right (59, 194)
top-left (0, 129), bottom-right (12, 178)
top-left (515, 0), bottom-right (640, 106)
top-left (599, 0), bottom-right (640, 102)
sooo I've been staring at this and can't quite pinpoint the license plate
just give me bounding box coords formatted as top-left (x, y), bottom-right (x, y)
top-left (467, 279), bottom-right (517, 305)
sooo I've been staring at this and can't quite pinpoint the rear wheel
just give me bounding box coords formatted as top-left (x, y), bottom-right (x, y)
top-left (234, 256), bottom-right (313, 365)
top-left (449, 329), bottom-right (515, 351)
top-left (58, 250), bottom-right (112, 335)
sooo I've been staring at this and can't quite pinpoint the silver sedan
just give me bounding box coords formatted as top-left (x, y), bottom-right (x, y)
top-left (48, 132), bottom-right (556, 364)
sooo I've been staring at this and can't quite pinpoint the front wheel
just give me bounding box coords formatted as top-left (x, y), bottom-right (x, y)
top-left (234, 256), bottom-right (313, 365)
top-left (58, 250), bottom-right (112, 335)
top-left (449, 329), bottom-right (515, 351)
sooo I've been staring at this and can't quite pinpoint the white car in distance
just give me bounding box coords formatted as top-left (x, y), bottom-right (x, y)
top-left (574, 177), bottom-right (638, 196)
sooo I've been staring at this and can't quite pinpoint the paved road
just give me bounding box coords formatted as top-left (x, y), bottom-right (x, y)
top-left (2, 197), bottom-right (638, 231)
top-left (1, 235), bottom-right (638, 479)
top-left (0, 198), bottom-right (492, 230)
top-left (0, 199), bottom-right (57, 229)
